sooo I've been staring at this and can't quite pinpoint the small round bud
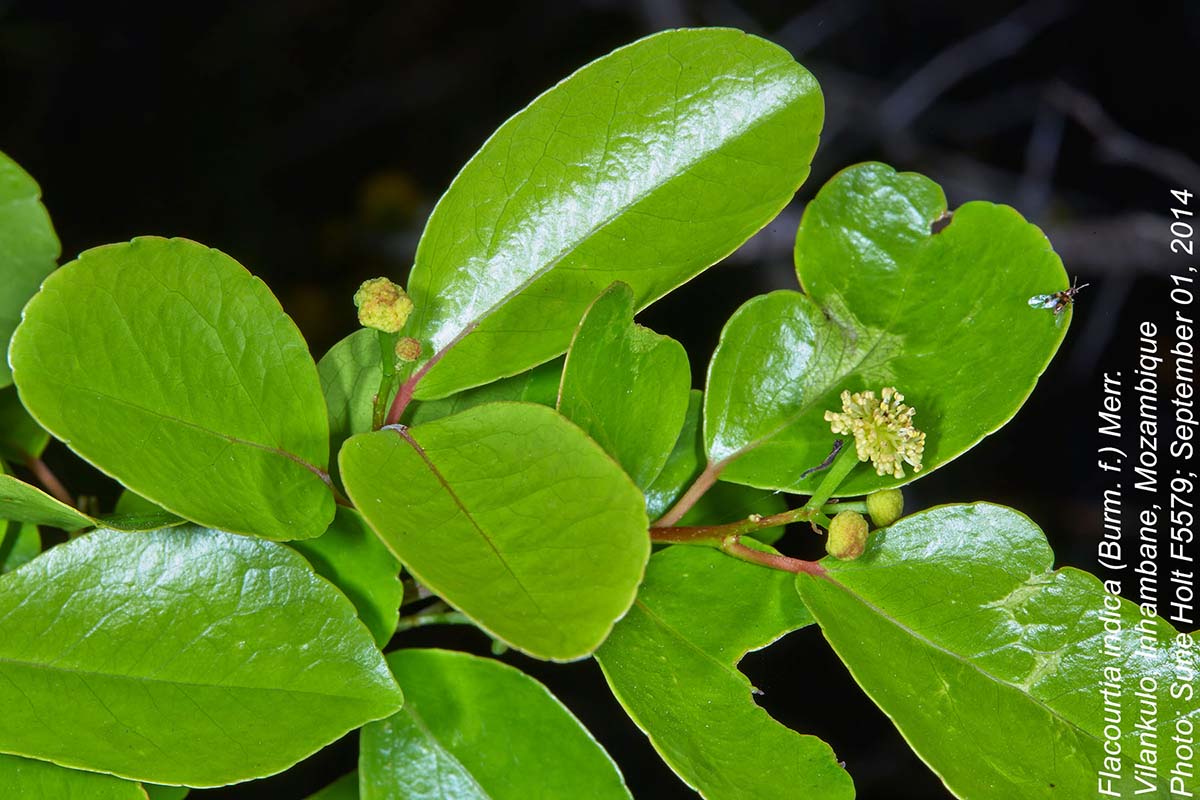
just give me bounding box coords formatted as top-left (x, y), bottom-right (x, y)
top-left (866, 488), bottom-right (904, 528)
top-left (395, 336), bottom-right (422, 363)
top-left (826, 511), bottom-right (869, 561)
top-left (354, 277), bottom-right (413, 334)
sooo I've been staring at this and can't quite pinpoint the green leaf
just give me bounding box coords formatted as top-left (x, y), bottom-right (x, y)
top-left (405, 28), bottom-right (823, 399)
top-left (0, 526), bottom-right (403, 786)
top-left (362, 649), bottom-right (631, 800)
top-left (97, 489), bottom-right (185, 533)
top-left (0, 150), bottom-right (59, 388)
top-left (0, 473), bottom-right (180, 533)
top-left (0, 473), bottom-right (93, 530)
top-left (0, 754), bottom-right (146, 799)
top-left (0, 520), bottom-right (40, 572)
top-left (143, 786), bottom-right (189, 800)
top-left (646, 391), bottom-right (787, 542)
top-left (0, 386), bottom-right (49, 462)
top-left (596, 545), bottom-right (853, 799)
top-left (705, 163), bottom-right (1068, 495)
top-left (796, 503), bottom-right (1200, 799)
top-left (0, 460), bottom-right (43, 570)
top-left (113, 489), bottom-right (164, 516)
top-left (290, 506), bottom-right (403, 647)
top-left (92, 512), bottom-right (185, 532)
top-left (318, 328), bottom-right (381, 475)
top-left (10, 237), bottom-right (335, 540)
top-left (340, 402), bottom-right (649, 660)
top-left (406, 358), bottom-right (562, 426)
top-left (558, 283), bottom-right (690, 489)
top-left (305, 772), bottom-right (358, 800)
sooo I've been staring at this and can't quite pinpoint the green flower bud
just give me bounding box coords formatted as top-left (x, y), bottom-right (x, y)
top-left (826, 511), bottom-right (869, 561)
top-left (354, 277), bottom-right (413, 334)
top-left (866, 488), bottom-right (904, 528)
top-left (395, 336), bottom-right (422, 363)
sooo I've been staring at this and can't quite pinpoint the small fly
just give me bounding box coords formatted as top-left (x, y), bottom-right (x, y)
top-left (1028, 277), bottom-right (1088, 324)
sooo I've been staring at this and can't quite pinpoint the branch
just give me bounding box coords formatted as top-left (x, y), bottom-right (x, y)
top-left (650, 507), bottom-right (826, 577)
top-left (1048, 82), bottom-right (1200, 189)
top-left (879, 0), bottom-right (1073, 133)
top-left (652, 461), bottom-right (723, 528)
top-left (651, 504), bottom-right (816, 545)
top-left (25, 456), bottom-right (74, 508)
top-left (722, 537), bottom-right (825, 577)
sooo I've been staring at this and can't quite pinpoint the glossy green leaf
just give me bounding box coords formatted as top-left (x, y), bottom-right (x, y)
top-left (361, 649), bottom-right (631, 800)
top-left (290, 506), bottom-right (403, 646)
top-left (558, 283), bottom-right (689, 489)
top-left (96, 489), bottom-right (184, 532)
top-left (706, 163), bottom-right (1068, 495)
top-left (0, 386), bottom-right (49, 462)
top-left (597, 545), bottom-right (853, 799)
top-left (318, 328), bottom-right (382, 472)
top-left (646, 391), bottom-right (786, 542)
top-left (113, 489), bottom-right (164, 516)
top-left (0, 754), bottom-right (146, 799)
top-left (406, 358), bottom-right (562, 426)
top-left (341, 402), bottom-right (648, 660)
top-left (797, 503), bottom-right (1200, 799)
top-left (0, 150), bottom-right (59, 388)
top-left (0, 526), bottom-right (403, 786)
top-left (0, 460), bottom-right (43, 571)
top-left (93, 512), bottom-right (185, 532)
top-left (0, 473), bottom-right (180, 533)
top-left (143, 786), bottom-right (188, 800)
top-left (405, 28), bottom-right (823, 399)
top-left (10, 236), bottom-right (335, 539)
top-left (0, 519), bottom-right (40, 572)
top-left (0, 472), bottom-right (93, 530)
top-left (305, 772), bottom-right (358, 800)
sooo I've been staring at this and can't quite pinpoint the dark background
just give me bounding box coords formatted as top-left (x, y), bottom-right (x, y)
top-left (4, 1), bottom-right (1198, 797)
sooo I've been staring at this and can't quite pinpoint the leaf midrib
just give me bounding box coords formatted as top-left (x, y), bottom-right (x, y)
top-left (36, 376), bottom-right (325, 478)
top-left (394, 428), bottom-right (561, 647)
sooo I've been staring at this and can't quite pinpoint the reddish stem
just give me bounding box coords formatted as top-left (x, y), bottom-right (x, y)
top-left (650, 506), bottom-right (826, 576)
top-left (653, 461), bottom-right (723, 527)
top-left (384, 323), bottom-right (477, 426)
top-left (722, 537), bottom-right (825, 577)
top-left (26, 456), bottom-right (74, 508)
top-left (650, 505), bottom-right (817, 544)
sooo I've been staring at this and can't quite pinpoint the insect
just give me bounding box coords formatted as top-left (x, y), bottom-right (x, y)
top-left (1028, 277), bottom-right (1089, 323)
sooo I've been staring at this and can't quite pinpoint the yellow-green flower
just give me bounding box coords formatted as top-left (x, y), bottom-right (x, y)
top-left (824, 387), bottom-right (926, 479)
top-left (354, 277), bottom-right (413, 333)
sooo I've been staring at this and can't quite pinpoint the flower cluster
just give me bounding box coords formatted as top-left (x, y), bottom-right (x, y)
top-left (354, 277), bottom-right (413, 334)
top-left (824, 387), bottom-right (926, 479)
